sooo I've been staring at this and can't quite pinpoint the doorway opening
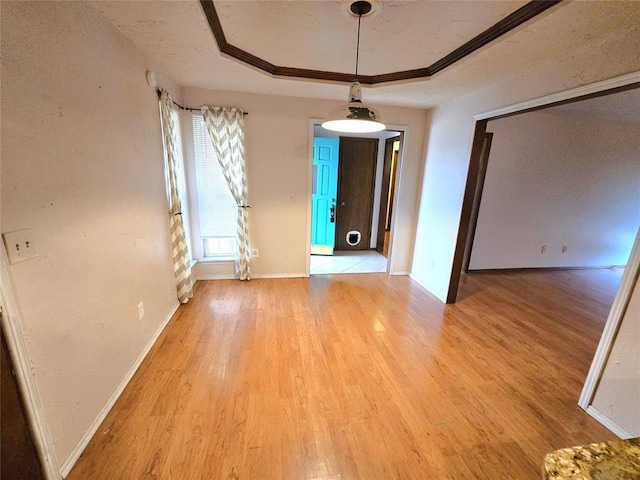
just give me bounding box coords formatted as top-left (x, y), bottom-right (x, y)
top-left (449, 82), bottom-right (640, 303)
top-left (447, 81), bottom-right (640, 435)
top-left (309, 124), bottom-right (403, 275)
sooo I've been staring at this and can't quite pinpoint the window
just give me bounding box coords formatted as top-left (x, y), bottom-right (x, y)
top-left (192, 115), bottom-right (238, 257)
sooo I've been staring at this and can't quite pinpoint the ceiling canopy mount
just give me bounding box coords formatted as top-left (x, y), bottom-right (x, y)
top-left (350, 1), bottom-right (372, 16)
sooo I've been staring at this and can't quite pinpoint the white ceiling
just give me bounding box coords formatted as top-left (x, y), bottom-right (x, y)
top-left (91, 0), bottom-right (640, 108)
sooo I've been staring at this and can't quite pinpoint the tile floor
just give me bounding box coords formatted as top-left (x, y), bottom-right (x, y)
top-left (310, 250), bottom-right (387, 275)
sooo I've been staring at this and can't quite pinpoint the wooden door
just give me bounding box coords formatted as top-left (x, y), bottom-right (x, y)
top-left (1, 318), bottom-right (45, 479)
top-left (335, 137), bottom-right (378, 250)
top-left (310, 137), bottom-right (339, 255)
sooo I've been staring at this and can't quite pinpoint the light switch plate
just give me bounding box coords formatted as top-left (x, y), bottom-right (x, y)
top-left (2, 229), bottom-right (38, 264)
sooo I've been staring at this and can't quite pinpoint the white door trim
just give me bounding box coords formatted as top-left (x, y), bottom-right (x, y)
top-left (0, 245), bottom-right (61, 479)
top-left (578, 228), bottom-right (640, 409)
top-left (474, 71), bottom-right (640, 121)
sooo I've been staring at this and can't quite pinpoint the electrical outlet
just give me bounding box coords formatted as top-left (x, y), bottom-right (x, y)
top-left (2, 229), bottom-right (38, 265)
top-left (251, 248), bottom-right (260, 258)
top-left (137, 302), bottom-right (145, 320)
top-left (541, 245), bottom-right (547, 253)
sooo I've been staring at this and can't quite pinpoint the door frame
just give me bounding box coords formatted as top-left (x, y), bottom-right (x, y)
top-left (2, 322), bottom-right (45, 478)
top-left (447, 73), bottom-right (640, 304)
top-left (376, 135), bottom-right (403, 254)
top-left (578, 228), bottom-right (639, 436)
top-left (0, 245), bottom-right (61, 479)
top-left (306, 120), bottom-right (410, 276)
top-left (461, 131), bottom-right (493, 272)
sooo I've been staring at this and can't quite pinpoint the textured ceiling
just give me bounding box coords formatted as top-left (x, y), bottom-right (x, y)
top-left (215, 0), bottom-right (530, 76)
top-left (91, 0), bottom-right (640, 108)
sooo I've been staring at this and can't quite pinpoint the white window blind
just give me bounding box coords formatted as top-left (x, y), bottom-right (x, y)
top-left (192, 115), bottom-right (238, 256)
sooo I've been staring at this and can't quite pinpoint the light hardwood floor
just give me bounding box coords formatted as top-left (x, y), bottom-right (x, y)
top-left (67, 268), bottom-right (622, 480)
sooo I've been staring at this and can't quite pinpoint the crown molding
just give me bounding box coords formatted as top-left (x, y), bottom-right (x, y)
top-left (199, 0), bottom-right (563, 85)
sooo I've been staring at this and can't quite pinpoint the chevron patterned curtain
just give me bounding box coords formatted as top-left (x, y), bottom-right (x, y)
top-left (201, 107), bottom-right (251, 280)
top-left (160, 90), bottom-right (194, 302)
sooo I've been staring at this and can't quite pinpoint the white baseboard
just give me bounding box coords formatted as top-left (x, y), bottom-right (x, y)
top-left (585, 406), bottom-right (635, 439)
top-left (389, 271), bottom-right (409, 276)
top-left (251, 273), bottom-right (308, 279)
top-left (196, 274), bottom-right (235, 280)
top-left (60, 302), bottom-right (180, 477)
top-left (409, 273), bottom-right (447, 303)
top-left (196, 273), bottom-right (309, 281)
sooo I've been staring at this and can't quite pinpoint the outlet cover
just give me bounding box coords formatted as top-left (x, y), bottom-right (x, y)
top-left (137, 302), bottom-right (145, 320)
top-left (2, 229), bottom-right (38, 264)
top-left (251, 248), bottom-right (259, 258)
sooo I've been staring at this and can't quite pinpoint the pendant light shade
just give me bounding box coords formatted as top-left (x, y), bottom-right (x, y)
top-left (322, 81), bottom-right (385, 133)
top-left (322, 1), bottom-right (386, 133)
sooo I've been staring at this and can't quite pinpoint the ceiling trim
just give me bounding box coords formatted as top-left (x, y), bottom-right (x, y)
top-left (199, 0), bottom-right (563, 85)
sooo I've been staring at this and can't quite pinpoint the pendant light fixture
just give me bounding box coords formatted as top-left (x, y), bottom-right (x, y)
top-left (322, 1), bottom-right (385, 133)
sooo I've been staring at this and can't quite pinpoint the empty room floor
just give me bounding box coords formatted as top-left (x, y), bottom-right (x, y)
top-left (67, 268), bottom-right (623, 480)
top-left (310, 250), bottom-right (387, 274)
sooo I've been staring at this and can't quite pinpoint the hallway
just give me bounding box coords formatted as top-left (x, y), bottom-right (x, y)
top-left (310, 250), bottom-right (387, 274)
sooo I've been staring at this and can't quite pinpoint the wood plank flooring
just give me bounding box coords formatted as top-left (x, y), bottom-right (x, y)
top-left (67, 268), bottom-right (622, 479)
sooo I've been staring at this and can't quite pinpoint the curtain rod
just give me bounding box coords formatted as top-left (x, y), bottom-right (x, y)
top-left (157, 89), bottom-right (248, 116)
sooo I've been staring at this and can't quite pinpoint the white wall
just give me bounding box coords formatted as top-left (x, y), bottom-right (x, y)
top-left (468, 110), bottom-right (640, 270)
top-left (1, 1), bottom-right (180, 468)
top-left (182, 88), bottom-right (429, 278)
top-left (590, 271), bottom-right (640, 437)
top-left (410, 17), bottom-right (640, 301)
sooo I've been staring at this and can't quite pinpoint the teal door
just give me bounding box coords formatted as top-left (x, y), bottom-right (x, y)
top-left (311, 137), bottom-right (339, 255)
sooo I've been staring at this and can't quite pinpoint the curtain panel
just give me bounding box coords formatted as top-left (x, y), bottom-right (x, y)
top-left (201, 107), bottom-right (251, 280)
top-left (159, 90), bottom-right (194, 302)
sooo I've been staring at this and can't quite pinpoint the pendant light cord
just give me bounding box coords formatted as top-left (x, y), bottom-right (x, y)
top-left (354, 13), bottom-right (362, 80)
